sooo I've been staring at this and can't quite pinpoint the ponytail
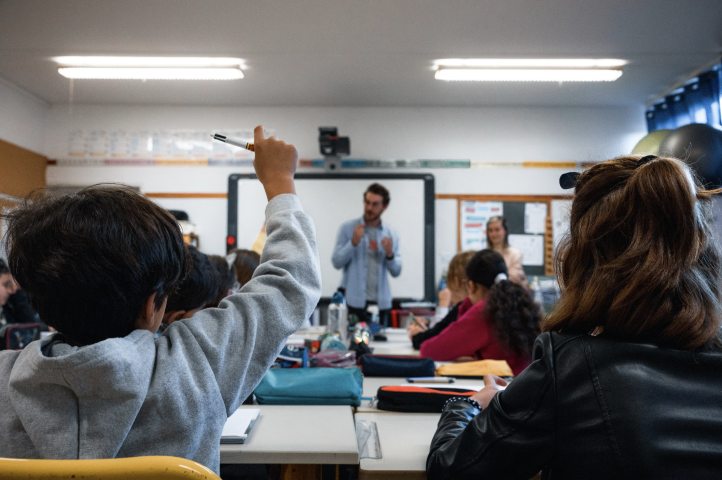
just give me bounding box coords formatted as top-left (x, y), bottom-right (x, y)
top-left (483, 280), bottom-right (543, 358)
top-left (545, 156), bottom-right (722, 349)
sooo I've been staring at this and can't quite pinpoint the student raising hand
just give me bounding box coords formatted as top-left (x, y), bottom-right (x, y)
top-left (253, 125), bottom-right (298, 201)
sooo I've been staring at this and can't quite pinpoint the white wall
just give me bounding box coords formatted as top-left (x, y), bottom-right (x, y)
top-left (44, 104), bottom-right (647, 289)
top-left (0, 76), bottom-right (49, 154)
top-left (44, 105), bottom-right (645, 163)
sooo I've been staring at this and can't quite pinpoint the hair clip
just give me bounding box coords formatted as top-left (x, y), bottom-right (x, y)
top-left (225, 252), bottom-right (237, 269)
top-left (637, 155), bottom-right (657, 168)
top-left (559, 172), bottom-right (580, 190)
top-left (494, 273), bottom-right (508, 284)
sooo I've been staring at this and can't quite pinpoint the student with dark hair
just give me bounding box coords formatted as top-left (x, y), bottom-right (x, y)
top-left (419, 249), bottom-right (542, 375)
top-left (0, 259), bottom-right (41, 327)
top-left (228, 248), bottom-right (261, 286)
top-left (0, 127), bottom-right (321, 474)
top-left (159, 246), bottom-right (220, 332)
top-left (428, 156), bottom-right (722, 480)
top-left (206, 254), bottom-right (238, 309)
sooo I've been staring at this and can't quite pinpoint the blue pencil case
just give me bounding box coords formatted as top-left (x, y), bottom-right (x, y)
top-left (254, 367), bottom-right (363, 406)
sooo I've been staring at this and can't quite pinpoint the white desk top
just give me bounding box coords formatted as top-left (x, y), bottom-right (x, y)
top-left (356, 412), bottom-right (441, 473)
top-left (369, 329), bottom-right (419, 356)
top-left (358, 377), bottom-right (485, 413)
top-left (220, 405), bottom-right (359, 465)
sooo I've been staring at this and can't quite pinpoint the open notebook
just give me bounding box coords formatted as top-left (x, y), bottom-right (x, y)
top-left (221, 408), bottom-right (260, 444)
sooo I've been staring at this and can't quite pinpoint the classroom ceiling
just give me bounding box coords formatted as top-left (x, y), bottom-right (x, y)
top-left (0, 0), bottom-right (720, 108)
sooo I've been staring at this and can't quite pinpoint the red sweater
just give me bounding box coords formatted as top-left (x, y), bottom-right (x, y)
top-left (419, 298), bottom-right (531, 376)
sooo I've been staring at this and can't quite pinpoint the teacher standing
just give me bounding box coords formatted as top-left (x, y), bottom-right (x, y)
top-left (486, 215), bottom-right (525, 285)
top-left (332, 183), bottom-right (402, 327)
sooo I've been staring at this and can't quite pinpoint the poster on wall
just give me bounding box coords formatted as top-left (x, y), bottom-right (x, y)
top-left (524, 203), bottom-right (547, 234)
top-left (551, 200), bottom-right (573, 251)
top-left (508, 234), bottom-right (545, 266)
top-left (62, 129), bottom-right (265, 165)
top-left (460, 201), bottom-right (503, 251)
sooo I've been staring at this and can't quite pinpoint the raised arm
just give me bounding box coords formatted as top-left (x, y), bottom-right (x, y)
top-left (158, 126), bottom-right (322, 413)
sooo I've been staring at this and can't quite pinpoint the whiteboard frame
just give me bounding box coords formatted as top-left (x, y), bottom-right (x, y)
top-left (227, 173), bottom-right (436, 303)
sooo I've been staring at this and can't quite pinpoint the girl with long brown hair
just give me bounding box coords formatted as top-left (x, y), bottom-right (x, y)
top-left (427, 155), bottom-right (722, 480)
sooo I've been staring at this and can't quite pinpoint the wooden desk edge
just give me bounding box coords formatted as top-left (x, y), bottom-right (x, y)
top-left (220, 450), bottom-right (359, 465)
top-left (359, 468), bottom-right (427, 480)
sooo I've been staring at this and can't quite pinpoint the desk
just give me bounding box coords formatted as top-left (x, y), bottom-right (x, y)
top-left (356, 412), bottom-right (441, 480)
top-left (358, 377), bottom-right (486, 413)
top-left (370, 328), bottom-right (419, 356)
top-left (220, 405), bottom-right (359, 465)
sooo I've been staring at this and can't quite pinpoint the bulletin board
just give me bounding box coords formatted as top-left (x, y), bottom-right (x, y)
top-left (436, 194), bottom-right (572, 276)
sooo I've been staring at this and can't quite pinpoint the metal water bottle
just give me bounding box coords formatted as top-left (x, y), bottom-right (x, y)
top-left (327, 291), bottom-right (348, 343)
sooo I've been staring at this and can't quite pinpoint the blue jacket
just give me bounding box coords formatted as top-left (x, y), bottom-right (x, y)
top-left (331, 216), bottom-right (402, 310)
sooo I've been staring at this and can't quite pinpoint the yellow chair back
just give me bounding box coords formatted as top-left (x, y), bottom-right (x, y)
top-left (0, 456), bottom-right (220, 480)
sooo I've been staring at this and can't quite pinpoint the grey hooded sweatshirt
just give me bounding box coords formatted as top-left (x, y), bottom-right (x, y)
top-left (0, 194), bottom-right (321, 473)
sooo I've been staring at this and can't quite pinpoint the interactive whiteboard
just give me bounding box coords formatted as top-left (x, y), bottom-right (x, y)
top-left (227, 173), bottom-right (435, 301)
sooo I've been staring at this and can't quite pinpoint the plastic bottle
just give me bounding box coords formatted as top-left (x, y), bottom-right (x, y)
top-left (530, 276), bottom-right (544, 305)
top-left (327, 291), bottom-right (349, 343)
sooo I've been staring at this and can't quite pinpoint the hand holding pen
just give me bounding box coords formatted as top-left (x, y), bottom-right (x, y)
top-left (212, 133), bottom-right (254, 151)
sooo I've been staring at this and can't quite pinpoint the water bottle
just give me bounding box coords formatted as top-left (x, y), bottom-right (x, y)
top-left (327, 291), bottom-right (348, 343)
top-left (530, 276), bottom-right (544, 305)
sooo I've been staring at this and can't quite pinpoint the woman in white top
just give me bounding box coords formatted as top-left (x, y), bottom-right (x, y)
top-left (486, 216), bottom-right (525, 285)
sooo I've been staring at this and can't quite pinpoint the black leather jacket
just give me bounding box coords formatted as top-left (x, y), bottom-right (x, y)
top-left (427, 331), bottom-right (722, 480)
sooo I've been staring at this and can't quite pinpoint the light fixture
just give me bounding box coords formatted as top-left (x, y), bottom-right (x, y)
top-left (433, 58), bottom-right (626, 82)
top-left (54, 56), bottom-right (245, 80)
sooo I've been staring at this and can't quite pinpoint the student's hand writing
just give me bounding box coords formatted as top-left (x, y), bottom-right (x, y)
top-left (381, 237), bottom-right (393, 258)
top-left (470, 374), bottom-right (508, 409)
top-left (407, 324), bottom-right (429, 339)
top-left (352, 224), bottom-right (365, 246)
top-left (438, 288), bottom-right (451, 307)
top-left (253, 125), bottom-right (297, 201)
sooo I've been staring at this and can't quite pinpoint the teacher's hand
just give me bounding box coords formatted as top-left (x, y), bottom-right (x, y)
top-left (381, 237), bottom-right (393, 258)
top-left (352, 224), bottom-right (365, 246)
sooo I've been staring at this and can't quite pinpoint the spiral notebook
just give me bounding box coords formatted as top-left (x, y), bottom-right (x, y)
top-left (221, 408), bottom-right (260, 444)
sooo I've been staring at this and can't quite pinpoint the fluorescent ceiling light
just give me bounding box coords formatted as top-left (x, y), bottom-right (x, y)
top-left (434, 58), bottom-right (628, 68)
top-left (58, 67), bottom-right (244, 80)
top-left (54, 56), bottom-right (245, 80)
top-left (435, 68), bottom-right (623, 82)
top-left (54, 56), bottom-right (244, 68)
top-left (433, 58), bottom-right (626, 82)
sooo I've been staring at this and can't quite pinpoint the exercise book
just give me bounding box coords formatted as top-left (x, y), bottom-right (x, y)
top-left (221, 408), bottom-right (260, 444)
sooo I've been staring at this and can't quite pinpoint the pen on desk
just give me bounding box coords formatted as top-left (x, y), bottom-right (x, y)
top-left (407, 377), bottom-right (455, 384)
top-left (211, 133), bottom-right (255, 152)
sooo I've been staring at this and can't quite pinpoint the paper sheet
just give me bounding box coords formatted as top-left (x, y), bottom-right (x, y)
top-left (221, 408), bottom-right (260, 444)
top-left (460, 201), bottom-right (503, 251)
top-left (524, 203), bottom-right (548, 234)
top-left (508, 234), bottom-right (545, 266)
top-left (551, 200), bottom-right (572, 251)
